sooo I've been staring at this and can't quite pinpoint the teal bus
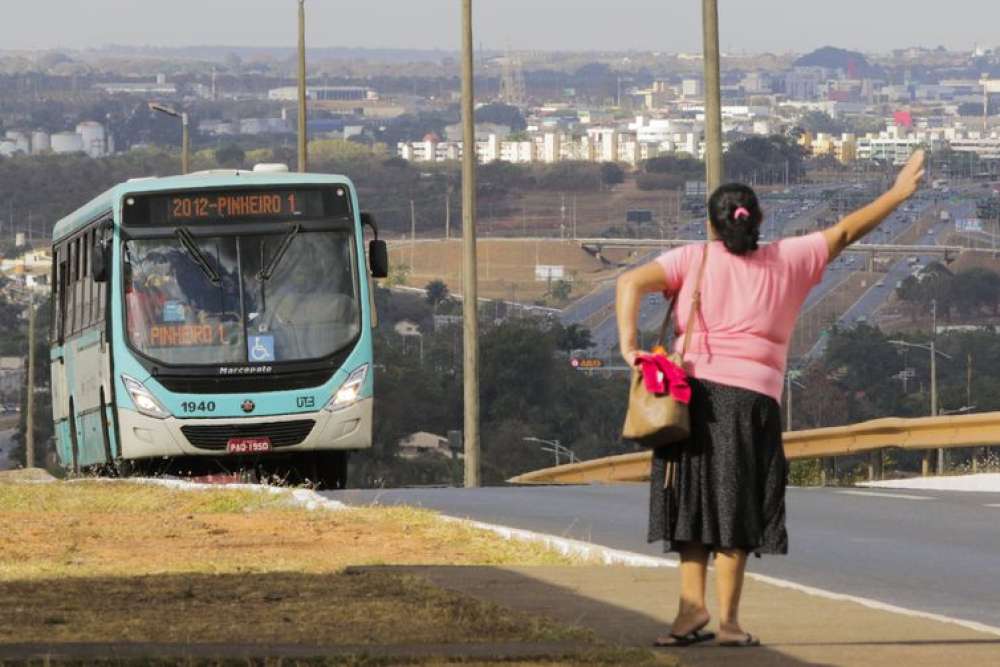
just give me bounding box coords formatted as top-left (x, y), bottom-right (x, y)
top-left (49, 165), bottom-right (388, 488)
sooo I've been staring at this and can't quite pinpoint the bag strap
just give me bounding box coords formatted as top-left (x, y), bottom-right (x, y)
top-left (655, 243), bottom-right (709, 361)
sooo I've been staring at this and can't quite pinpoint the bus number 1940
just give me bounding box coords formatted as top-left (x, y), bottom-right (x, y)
top-left (181, 401), bottom-right (217, 413)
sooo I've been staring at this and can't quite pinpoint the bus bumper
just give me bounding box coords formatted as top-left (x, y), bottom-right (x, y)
top-left (117, 397), bottom-right (373, 460)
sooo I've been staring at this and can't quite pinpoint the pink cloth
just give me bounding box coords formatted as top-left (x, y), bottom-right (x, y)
top-left (636, 353), bottom-right (691, 404)
top-left (654, 232), bottom-right (829, 401)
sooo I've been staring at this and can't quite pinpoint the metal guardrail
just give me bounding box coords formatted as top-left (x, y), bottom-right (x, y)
top-left (509, 411), bottom-right (1000, 484)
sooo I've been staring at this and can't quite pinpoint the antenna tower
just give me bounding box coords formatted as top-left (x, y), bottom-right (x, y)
top-left (500, 50), bottom-right (526, 107)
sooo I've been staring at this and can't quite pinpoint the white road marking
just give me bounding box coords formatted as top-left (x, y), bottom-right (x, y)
top-left (984, 503), bottom-right (1000, 508)
top-left (837, 490), bottom-right (933, 501)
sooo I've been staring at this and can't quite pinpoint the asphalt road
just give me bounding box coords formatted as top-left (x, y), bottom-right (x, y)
top-left (328, 483), bottom-right (1000, 629)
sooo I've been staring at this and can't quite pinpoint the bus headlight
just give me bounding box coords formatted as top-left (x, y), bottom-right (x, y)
top-left (122, 375), bottom-right (171, 419)
top-left (326, 365), bottom-right (368, 412)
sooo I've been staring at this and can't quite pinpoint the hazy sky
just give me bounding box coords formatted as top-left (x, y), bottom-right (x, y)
top-left (4, 1), bottom-right (999, 54)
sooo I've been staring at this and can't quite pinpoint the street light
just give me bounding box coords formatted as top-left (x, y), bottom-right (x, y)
top-left (149, 103), bottom-right (189, 174)
top-left (889, 338), bottom-right (953, 475)
top-left (523, 437), bottom-right (576, 467)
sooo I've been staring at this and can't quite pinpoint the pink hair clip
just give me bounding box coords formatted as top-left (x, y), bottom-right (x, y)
top-left (733, 206), bottom-right (750, 221)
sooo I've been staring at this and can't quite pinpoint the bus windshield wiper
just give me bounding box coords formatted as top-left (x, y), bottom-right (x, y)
top-left (175, 227), bottom-right (221, 285)
top-left (258, 224), bottom-right (300, 282)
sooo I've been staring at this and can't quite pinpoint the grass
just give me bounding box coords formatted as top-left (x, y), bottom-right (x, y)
top-left (0, 481), bottom-right (664, 665)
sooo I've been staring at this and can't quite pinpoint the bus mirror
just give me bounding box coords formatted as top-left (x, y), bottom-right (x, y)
top-left (361, 212), bottom-right (377, 234)
top-left (92, 240), bottom-right (109, 283)
top-left (369, 240), bottom-right (389, 278)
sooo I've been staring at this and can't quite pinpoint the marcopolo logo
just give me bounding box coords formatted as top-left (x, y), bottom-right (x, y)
top-left (218, 366), bottom-right (273, 376)
top-left (241, 400), bottom-right (256, 413)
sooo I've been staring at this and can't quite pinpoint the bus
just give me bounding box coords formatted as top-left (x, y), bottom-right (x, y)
top-left (49, 165), bottom-right (388, 488)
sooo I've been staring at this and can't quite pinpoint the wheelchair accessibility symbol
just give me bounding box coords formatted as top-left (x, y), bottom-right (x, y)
top-left (248, 335), bottom-right (275, 362)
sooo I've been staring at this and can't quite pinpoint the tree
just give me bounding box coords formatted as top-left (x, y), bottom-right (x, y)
top-left (799, 111), bottom-right (847, 136)
top-left (550, 280), bottom-right (573, 303)
top-left (214, 144), bottom-right (245, 168)
top-left (308, 138), bottom-right (373, 164)
top-left (600, 162), bottom-right (625, 186)
top-left (553, 323), bottom-right (592, 352)
top-left (474, 103), bottom-right (527, 131)
top-left (425, 280), bottom-right (450, 309)
top-left (725, 135), bottom-right (805, 184)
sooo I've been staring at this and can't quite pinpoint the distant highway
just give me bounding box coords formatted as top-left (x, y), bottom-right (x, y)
top-left (329, 483), bottom-right (1000, 630)
top-left (805, 193), bottom-right (972, 358)
top-left (561, 186), bottom-right (844, 355)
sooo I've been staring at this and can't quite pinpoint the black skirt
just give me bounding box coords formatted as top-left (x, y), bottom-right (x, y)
top-left (647, 377), bottom-right (788, 555)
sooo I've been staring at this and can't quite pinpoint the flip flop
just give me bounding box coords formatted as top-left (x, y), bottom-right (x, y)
top-left (719, 633), bottom-right (761, 647)
top-left (653, 629), bottom-right (716, 647)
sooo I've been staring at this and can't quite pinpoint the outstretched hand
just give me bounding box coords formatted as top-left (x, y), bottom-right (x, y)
top-left (892, 149), bottom-right (925, 200)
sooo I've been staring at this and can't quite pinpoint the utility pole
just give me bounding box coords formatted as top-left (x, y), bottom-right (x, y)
top-left (786, 372), bottom-right (793, 430)
top-left (297, 0), bottom-right (308, 173)
top-left (410, 199), bottom-right (416, 271)
top-left (25, 296), bottom-right (35, 468)
top-left (460, 0), bottom-right (480, 488)
top-left (572, 194), bottom-right (578, 240)
top-left (445, 187), bottom-right (451, 240)
top-left (181, 112), bottom-right (190, 175)
top-left (928, 299), bottom-right (938, 476)
top-left (702, 0), bottom-right (722, 240)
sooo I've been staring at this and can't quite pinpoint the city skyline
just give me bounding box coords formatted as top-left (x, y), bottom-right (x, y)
top-left (1, 1), bottom-right (999, 55)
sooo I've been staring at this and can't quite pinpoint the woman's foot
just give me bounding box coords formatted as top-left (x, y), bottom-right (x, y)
top-left (663, 607), bottom-right (711, 639)
top-left (654, 607), bottom-right (713, 647)
top-left (717, 622), bottom-right (760, 647)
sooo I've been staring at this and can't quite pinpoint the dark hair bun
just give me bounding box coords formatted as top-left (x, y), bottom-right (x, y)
top-left (707, 183), bottom-right (762, 255)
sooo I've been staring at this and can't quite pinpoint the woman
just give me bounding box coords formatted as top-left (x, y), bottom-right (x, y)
top-left (615, 150), bottom-right (925, 648)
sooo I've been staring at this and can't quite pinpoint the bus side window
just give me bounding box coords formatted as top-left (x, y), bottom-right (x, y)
top-left (58, 257), bottom-right (68, 343)
top-left (94, 228), bottom-right (106, 326)
top-left (51, 246), bottom-right (62, 342)
top-left (66, 239), bottom-right (76, 336)
top-left (81, 231), bottom-right (91, 330)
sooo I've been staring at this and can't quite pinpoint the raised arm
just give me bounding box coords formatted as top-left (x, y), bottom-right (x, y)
top-left (822, 149), bottom-right (926, 261)
top-left (616, 261), bottom-right (670, 366)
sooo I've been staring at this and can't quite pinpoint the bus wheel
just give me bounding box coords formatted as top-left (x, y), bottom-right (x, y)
top-left (316, 451), bottom-right (349, 490)
top-left (68, 400), bottom-right (80, 475)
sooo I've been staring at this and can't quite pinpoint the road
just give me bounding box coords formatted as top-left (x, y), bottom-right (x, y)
top-left (329, 484), bottom-right (1000, 630)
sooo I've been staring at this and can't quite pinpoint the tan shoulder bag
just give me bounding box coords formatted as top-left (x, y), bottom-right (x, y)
top-left (621, 243), bottom-right (709, 447)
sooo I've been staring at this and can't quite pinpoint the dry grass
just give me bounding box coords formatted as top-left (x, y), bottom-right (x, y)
top-left (0, 483), bottom-right (576, 582)
top-left (386, 239), bottom-right (617, 302)
top-left (0, 482), bottom-right (661, 665)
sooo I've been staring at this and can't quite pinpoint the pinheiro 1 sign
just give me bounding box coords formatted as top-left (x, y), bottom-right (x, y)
top-left (248, 334), bottom-right (275, 362)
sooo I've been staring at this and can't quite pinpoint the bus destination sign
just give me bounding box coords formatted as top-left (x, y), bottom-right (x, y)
top-left (123, 187), bottom-right (349, 225)
top-left (167, 192), bottom-right (305, 221)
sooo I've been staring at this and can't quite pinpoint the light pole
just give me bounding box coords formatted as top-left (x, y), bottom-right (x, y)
top-left (25, 295), bottom-right (35, 468)
top-left (889, 338), bottom-right (952, 475)
top-left (702, 0), bottom-right (722, 240)
top-left (149, 103), bottom-right (189, 174)
top-left (785, 369), bottom-right (805, 430)
top-left (297, 0), bottom-right (308, 172)
top-left (523, 437), bottom-right (576, 467)
top-left (460, 0), bottom-right (481, 488)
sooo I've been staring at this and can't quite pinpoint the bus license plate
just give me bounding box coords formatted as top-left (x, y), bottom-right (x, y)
top-left (226, 437), bottom-right (272, 454)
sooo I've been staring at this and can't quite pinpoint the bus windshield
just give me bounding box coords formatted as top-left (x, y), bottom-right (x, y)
top-left (124, 230), bottom-right (359, 366)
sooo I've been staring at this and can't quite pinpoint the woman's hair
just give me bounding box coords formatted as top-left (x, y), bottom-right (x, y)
top-left (707, 183), bottom-right (763, 255)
